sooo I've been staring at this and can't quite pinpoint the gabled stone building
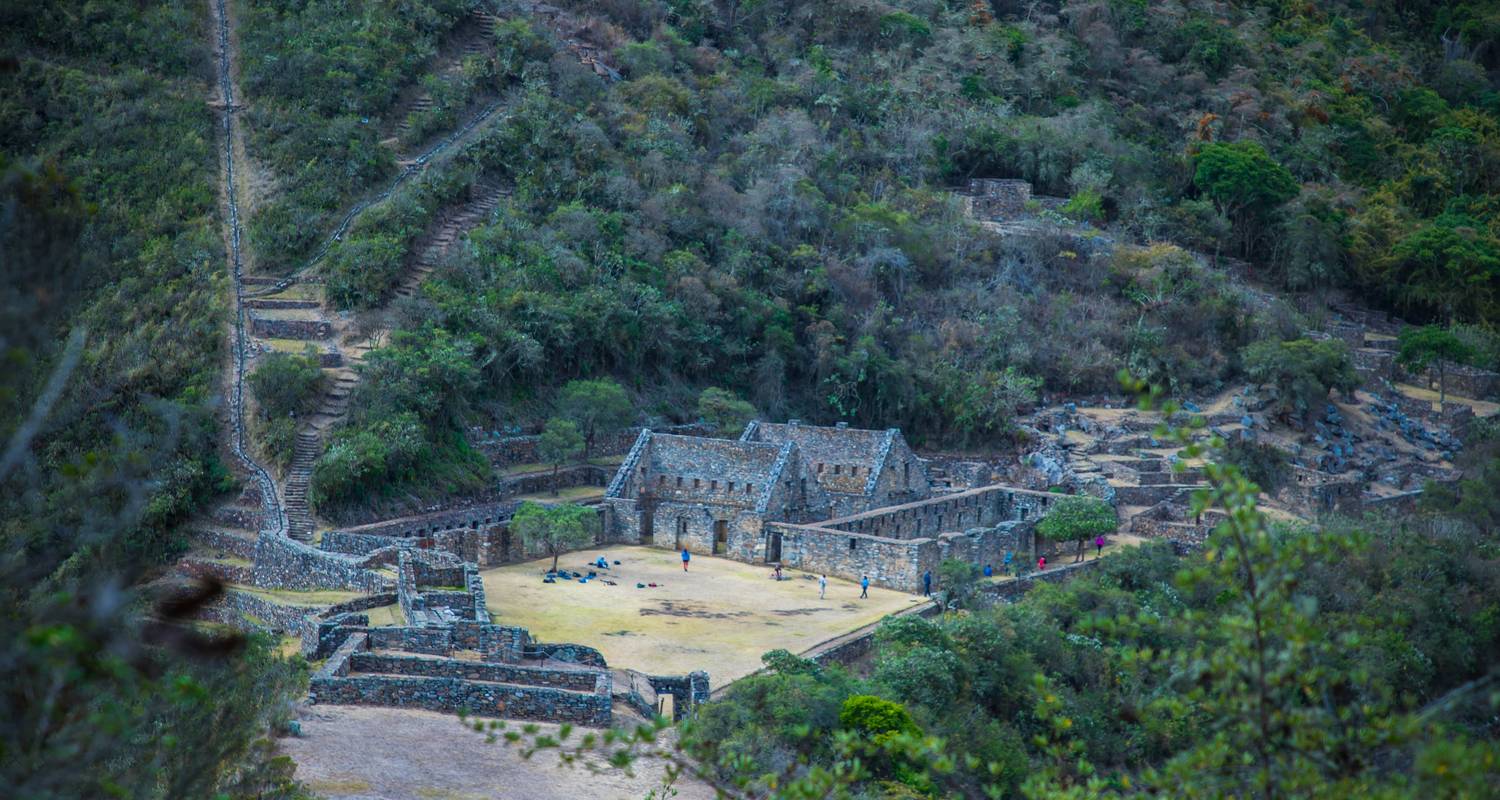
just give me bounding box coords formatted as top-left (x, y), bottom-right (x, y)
top-left (604, 420), bottom-right (1066, 592)
top-left (740, 420), bottom-right (932, 517)
top-left (603, 431), bottom-right (831, 562)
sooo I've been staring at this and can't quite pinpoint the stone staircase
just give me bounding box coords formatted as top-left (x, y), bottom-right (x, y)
top-left (284, 428), bottom-right (321, 541)
top-left (389, 8), bottom-right (500, 145)
top-left (393, 178), bottom-right (508, 300)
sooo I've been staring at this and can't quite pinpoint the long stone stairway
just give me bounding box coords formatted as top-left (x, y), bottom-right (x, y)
top-left (393, 178), bottom-right (508, 300)
top-left (284, 428), bottom-right (321, 541)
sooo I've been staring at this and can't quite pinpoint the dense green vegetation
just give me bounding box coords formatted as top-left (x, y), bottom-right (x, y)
top-left (675, 400), bottom-right (1500, 797)
top-left (236, 0), bottom-right (476, 268)
top-left (1, 2), bottom-right (312, 796)
top-left (297, 0), bottom-right (1498, 505)
top-left (249, 349), bottom-right (326, 469)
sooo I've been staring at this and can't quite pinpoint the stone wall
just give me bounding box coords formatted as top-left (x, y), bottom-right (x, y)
top-left (308, 635), bottom-right (613, 726)
top-left (251, 535), bottom-right (390, 592)
top-left (1442, 365), bottom-right (1500, 401)
top-left (331, 500), bottom-right (521, 540)
top-left (350, 652), bottom-right (601, 692)
top-left (767, 522), bottom-right (939, 592)
top-left (192, 527), bottom-right (258, 559)
top-left (249, 316), bottom-right (331, 339)
top-left (476, 423), bottom-right (717, 466)
top-left (820, 484), bottom-right (1056, 541)
top-left (977, 556), bottom-right (1106, 604)
top-left (966, 178), bottom-right (1033, 218)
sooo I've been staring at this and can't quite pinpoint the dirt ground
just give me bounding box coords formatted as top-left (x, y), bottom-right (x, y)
top-left (283, 704), bottom-right (717, 800)
top-left (482, 546), bottom-right (924, 683)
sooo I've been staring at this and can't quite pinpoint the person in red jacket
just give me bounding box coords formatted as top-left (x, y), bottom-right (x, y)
top-left (1037, 555), bottom-right (1047, 571)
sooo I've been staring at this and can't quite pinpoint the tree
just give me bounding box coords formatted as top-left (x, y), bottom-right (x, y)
top-left (936, 558), bottom-right (981, 609)
top-left (537, 417), bottom-right (584, 495)
top-left (1398, 326), bottom-right (1475, 406)
top-left (1035, 495), bottom-right (1116, 563)
top-left (1192, 141), bottom-right (1299, 256)
top-left (1385, 214), bottom-right (1500, 323)
top-left (510, 501), bottom-right (599, 572)
top-left (248, 350), bottom-right (324, 420)
top-left (1242, 338), bottom-right (1360, 422)
top-left (557, 379), bottom-right (634, 457)
top-left (697, 387), bottom-right (757, 437)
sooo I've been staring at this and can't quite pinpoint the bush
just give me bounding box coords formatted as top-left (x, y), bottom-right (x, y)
top-left (248, 350), bottom-right (324, 419)
top-left (839, 695), bottom-right (919, 743)
top-left (1242, 338), bottom-right (1359, 421)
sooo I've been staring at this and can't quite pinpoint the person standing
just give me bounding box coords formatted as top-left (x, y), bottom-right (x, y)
top-left (922, 570), bottom-right (932, 597)
top-left (1095, 535), bottom-right (1105, 557)
top-left (681, 548), bottom-right (690, 572)
top-left (859, 575), bottom-right (870, 599)
top-left (1037, 555), bottom-right (1047, 571)
top-left (1003, 550), bottom-right (1013, 575)
top-left (818, 574), bottom-right (828, 599)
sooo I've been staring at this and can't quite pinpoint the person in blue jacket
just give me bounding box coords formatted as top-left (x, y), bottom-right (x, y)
top-left (681, 548), bottom-right (691, 572)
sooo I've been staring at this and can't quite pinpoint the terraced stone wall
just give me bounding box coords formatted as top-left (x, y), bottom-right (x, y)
top-left (252, 535), bottom-right (389, 592)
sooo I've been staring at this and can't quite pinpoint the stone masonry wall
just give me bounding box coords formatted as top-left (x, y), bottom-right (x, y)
top-left (251, 535), bottom-right (390, 592)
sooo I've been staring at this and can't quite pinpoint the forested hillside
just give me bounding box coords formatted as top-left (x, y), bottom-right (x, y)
top-left (1, 3), bottom-right (309, 797)
top-left (2, 0), bottom-right (1499, 796)
top-left (283, 0), bottom-right (1500, 509)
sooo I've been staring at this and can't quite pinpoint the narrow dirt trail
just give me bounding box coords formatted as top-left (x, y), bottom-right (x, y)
top-left (210, 0), bottom-right (285, 537)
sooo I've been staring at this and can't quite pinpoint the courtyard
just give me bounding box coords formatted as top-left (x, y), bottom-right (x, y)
top-left (481, 546), bottom-right (925, 683)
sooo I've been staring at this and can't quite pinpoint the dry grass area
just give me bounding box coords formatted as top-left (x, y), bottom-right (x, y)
top-left (482, 546), bottom-right (923, 683)
top-left (512, 485), bottom-right (606, 503)
top-left (283, 705), bottom-right (717, 800)
top-left (1393, 382), bottom-right (1500, 417)
top-left (362, 603), bottom-right (405, 627)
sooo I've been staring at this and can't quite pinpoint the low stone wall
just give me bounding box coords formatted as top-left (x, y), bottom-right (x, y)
top-left (252, 535), bottom-right (390, 592)
top-left (1442, 365), bottom-right (1500, 401)
top-left (309, 635), bottom-right (612, 726)
top-left (244, 298), bottom-right (320, 310)
top-left (503, 464), bottom-right (611, 496)
top-left (768, 521), bottom-right (937, 592)
top-left (528, 642), bottom-right (608, 668)
top-left (249, 316), bottom-right (331, 339)
top-left (205, 588), bottom-right (317, 635)
top-left (1110, 484), bottom-right (1199, 506)
top-left (301, 594), bottom-right (400, 656)
top-left (192, 528), bottom-right (257, 560)
top-left (179, 557), bottom-right (253, 585)
top-left (310, 673), bottom-right (612, 726)
top-left (806, 602), bottom-right (941, 670)
top-left (322, 530), bottom-right (405, 556)
top-left (331, 500), bottom-right (521, 540)
top-left (475, 423), bottom-right (717, 466)
top-left (350, 653), bottom-right (602, 692)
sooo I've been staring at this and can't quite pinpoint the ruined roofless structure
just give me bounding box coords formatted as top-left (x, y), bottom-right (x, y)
top-left (606, 421), bottom-right (1055, 592)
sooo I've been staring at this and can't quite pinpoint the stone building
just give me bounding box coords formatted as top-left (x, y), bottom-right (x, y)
top-left (603, 430), bottom-right (832, 562)
top-left (605, 421), bottom-right (1064, 592)
top-left (740, 420), bottom-right (932, 517)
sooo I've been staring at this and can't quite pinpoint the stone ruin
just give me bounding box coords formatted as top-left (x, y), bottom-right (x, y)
top-left (603, 420), bottom-right (1072, 592)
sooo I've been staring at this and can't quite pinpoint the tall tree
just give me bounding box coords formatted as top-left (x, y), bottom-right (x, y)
top-left (537, 417), bottom-right (584, 495)
top-left (1398, 325), bottom-right (1475, 406)
top-left (1192, 141), bottom-right (1299, 257)
top-left (1035, 494), bottom-right (1116, 563)
top-left (558, 379), bottom-right (633, 457)
top-left (511, 501), bottom-right (599, 572)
